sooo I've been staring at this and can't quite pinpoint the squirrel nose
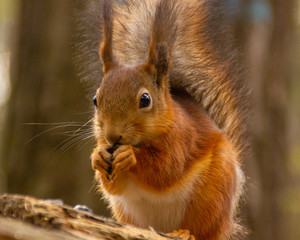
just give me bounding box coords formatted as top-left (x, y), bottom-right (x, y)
top-left (105, 133), bottom-right (122, 145)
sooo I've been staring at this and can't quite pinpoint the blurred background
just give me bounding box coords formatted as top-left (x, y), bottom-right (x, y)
top-left (0, 0), bottom-right (299, 240)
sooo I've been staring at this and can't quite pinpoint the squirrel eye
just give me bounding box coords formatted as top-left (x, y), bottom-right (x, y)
top-left (93, 95), bottom-right (98, 108)
top-left (139, 93), bottom-right (151, 108)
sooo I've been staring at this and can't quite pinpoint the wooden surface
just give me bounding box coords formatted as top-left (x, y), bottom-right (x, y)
top-left (0, 193), bottom-right (178, 240)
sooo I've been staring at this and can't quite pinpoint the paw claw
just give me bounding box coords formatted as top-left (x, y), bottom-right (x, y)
top-left (105, 174), bottom-right (110, 181)
top-left (111, 174), bottom-right (115, 182)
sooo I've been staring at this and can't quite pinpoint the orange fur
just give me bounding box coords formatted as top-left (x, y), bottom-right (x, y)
top-left (90, 0), bottom-right (245, 239)
top-left (92, 89), bottom-right (243, 239)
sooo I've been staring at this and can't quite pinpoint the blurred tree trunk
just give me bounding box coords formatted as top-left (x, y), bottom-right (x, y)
top-left (239, 0), bottom-right (295, 239)
top-left (0, 0), bottom-right (107, 215)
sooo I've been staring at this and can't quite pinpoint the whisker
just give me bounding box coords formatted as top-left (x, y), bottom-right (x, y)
top-left (53, 117), bottom-right (94, 146)
top-left (25, 124), bottom-right (87, 144)
top-left (54, 129), bottom-right (93, 152)
top-left (76, 136), bottom-right (94, 151)
top-left (70, 118), bottom-right (94, 138)
top-left (54, 132), bottom-right (94, 158)
top-left (52, 127), bottom-right (94, 137)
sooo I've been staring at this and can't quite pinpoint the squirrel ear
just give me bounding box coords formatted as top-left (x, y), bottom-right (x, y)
top-left (146, 42), bottom-right (171, 87)
top-left (99, 0), bottom-right (116, 74)
top-left (144, 0), bottom-right (177, 87)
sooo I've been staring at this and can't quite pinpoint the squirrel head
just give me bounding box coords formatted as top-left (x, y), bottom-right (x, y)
top-left (94, 42), bottom-right (173, 146)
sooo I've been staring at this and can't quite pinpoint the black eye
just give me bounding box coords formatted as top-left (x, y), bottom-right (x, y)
top-left (139, 93), bottom-right (151, 108)
top-left (93, 95), bottom-right (98, 108)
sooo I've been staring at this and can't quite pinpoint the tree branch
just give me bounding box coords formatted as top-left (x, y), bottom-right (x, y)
top-left (0, 193), bottom-right (177, 240)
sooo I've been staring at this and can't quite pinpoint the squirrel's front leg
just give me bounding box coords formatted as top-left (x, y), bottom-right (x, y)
top-left (110, 145), bottom-right (137, 182)
top-left (91, 144), bottom-right (136, 182)
top-left (91, 144), bottom-right (114, 181)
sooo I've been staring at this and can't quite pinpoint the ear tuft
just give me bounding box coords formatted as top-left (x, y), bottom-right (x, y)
top-left (146, 0), bottom-right (177, 87)
top-left (99, 0), bottom-right (116, 74)
top-left (155, 42), bottom-right (170, 79)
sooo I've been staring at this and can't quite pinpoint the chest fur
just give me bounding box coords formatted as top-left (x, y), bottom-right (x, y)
top-left (109, 179), bottom-right (194, 233)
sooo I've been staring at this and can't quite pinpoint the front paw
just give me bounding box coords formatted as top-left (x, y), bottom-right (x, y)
top-left (91, 144), bottom-right (114, 180)
top-left (110, 145), bottom-right (137, 182)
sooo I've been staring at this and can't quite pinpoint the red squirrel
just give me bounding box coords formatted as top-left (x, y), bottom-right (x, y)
top-left (90, 0), bottom-right (247, 239)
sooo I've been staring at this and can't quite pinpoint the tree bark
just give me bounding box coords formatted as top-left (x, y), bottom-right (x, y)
top-left (0, 193), bottom-right (179, 240)
top-left (241, 0), bottom-right (295, 239)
